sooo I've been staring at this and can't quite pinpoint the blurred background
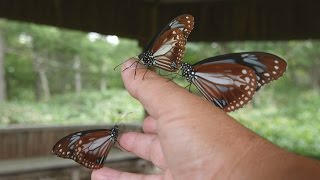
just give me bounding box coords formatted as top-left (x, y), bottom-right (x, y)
top-left (0, 0), bottom-right (320, 179)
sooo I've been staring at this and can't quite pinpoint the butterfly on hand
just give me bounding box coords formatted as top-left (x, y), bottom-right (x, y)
top-left (52, 125), bottom-right (120, 169)
top-left (180, 52), bottom-right (287, 112)
top-left (136, 14), bottom-right (194, 72)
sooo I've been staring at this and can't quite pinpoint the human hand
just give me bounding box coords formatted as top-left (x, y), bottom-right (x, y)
top-left (92, 59), bottom-right (320, 180)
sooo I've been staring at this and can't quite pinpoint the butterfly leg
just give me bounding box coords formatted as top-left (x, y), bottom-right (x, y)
top-left (133, 61), bottom-right (141, 79)
top-left (114, 139), bottom-right (128, 152)
top-left (142, 68), bottom-right (149, 80)
top-left (184, 83), bottom-right (192, 92)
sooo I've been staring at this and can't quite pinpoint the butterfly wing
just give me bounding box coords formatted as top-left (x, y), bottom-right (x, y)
top-left (52, 129), bottom-right (116, 169)
top-left (195, 52), bottom-right (287, 90)
top-left (150, 28), bottom-right (186, 71)
top-left (144, 14), bottom-right (194, 51)
top-left (139, 14), bottom-right (194, 71)
top-left (238, 52), bottom-right (287, 89)
top-left (192, 62), bottom-right (257, 112)
top-left (167, 14), bottom-right (194, 39)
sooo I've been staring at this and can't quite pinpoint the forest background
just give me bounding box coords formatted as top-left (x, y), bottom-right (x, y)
top-left (0, 19), bottom-right (319, 159)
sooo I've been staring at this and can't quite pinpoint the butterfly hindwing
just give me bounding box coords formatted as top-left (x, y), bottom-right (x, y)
top-left (180, 62), bottom-right (257, 112)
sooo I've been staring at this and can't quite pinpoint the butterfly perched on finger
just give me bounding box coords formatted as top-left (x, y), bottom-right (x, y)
top-left (52, 125), bottom-right (120, 169)
top-left (125, 14), bottom-right (194, 73)
top-left (180, 52), bottom-right (287, 112)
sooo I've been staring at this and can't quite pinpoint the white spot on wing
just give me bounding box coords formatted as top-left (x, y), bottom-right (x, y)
top-left (245, 77), bottom-right (250, 83)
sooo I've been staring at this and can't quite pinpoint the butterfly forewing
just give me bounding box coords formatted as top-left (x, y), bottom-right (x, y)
top-left (196, 52), bottom-right (287, 90)
top-left (168, 14), bottom-right (194, 39)
top-left (192, 63), bottom-right (258, 112)
top-left (145, 14), bottom-right (194, 51)
top-left (238, 52), bottom-right (287, 89)
top-left (52, 128), bottom-right (118, 169)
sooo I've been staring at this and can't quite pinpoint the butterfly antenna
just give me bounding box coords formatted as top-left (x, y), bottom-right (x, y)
top-left (116, 112), bottom-right (134, 125)
top-left (122, 60), bottom-right (139, 72)
top-left (114, 56), bottom-right (136, 71)
top-left (113, 61), bottom-right (126, 71)
top-left (118, 122), bottom-right (128, 132)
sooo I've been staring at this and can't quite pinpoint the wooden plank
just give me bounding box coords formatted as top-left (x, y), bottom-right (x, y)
top-left (0, 0), bottom-right (319, 41)
top-left (0, 123), bottom-right (141, 132)
top-left (0, 124), bottom-right (141, 159)
top-left (0, 150), bottom-right (138, 175)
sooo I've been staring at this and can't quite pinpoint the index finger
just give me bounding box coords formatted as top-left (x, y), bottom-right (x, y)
top-left (119, 132), bottom-right (167, 169)
top-left (121, 59), bottom-right (217, 120)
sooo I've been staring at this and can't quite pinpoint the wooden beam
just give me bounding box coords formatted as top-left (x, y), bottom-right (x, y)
top-left (0, 0), bottom-right (319, 41)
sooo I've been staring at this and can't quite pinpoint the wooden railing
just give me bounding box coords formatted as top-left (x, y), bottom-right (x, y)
top-left (0, 124), bottom-right (155, 179)
top-left (0, 123), bottom-right (141, 160)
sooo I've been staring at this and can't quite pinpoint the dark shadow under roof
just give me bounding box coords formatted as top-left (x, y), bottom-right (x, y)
top-left (0, 0), bottom-right (319, 42)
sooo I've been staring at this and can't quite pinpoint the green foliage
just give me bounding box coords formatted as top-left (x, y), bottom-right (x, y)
top-left (231, 83), bottom-right (320, 159)
top-left (0, 19), bottom-right (141, 98)
top-left (0, 90), bottom-right (144, 126)
top-left (1, 19), bottom-right (320, 159)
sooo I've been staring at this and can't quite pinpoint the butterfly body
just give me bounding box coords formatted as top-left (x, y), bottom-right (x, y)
top-left (180, 52), bottom-right (287, 112)
top-left (180, 62), bottom-right (195, 82)
top-left (52, 125), bottom-right (119, 169)
top-left (138, 51), bottom-right (156, 67)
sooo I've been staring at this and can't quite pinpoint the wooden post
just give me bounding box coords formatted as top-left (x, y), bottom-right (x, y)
top-left (70, 168), bottom-right (80, 180)
top-left (100, 60), bottom-right (108, 92)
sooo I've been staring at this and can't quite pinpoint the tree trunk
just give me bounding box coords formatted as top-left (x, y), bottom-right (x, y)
top-left (33, 52), bottom-right (50, 101)
top-left (100, 62), bottom-right (107, 92)
top-left (0, 29), bottom-right (6, 101)
top-left (100, 79), bottom-right (107, 92)
top-left (219, 42), bottom-right (232, 54)
top-left (310, 61), bottom-right (320, 90)
top-left (73, 55), bottom-right (82, 93)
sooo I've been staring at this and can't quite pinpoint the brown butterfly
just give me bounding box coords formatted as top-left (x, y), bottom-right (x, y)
top-left (137, 14), bottom-right (194, 72)
top-left (52, 125), bottom-right (119, 169)
top-left (180, 52), bottom-right (287, 112)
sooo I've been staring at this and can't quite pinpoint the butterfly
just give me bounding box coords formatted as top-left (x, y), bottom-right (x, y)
top-left (137, 14), bottom-right (194, 72)
top-left (52, 125), bottom-right (119, 169)
top-left (180, 52), bottom-right (287, 112)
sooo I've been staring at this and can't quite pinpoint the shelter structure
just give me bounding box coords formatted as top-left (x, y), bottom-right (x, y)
top-left (1, 0), bottom-right (319, 43)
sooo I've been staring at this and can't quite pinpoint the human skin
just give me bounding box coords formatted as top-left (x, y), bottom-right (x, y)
top-left (92, 59), bottom-right (320, 180)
